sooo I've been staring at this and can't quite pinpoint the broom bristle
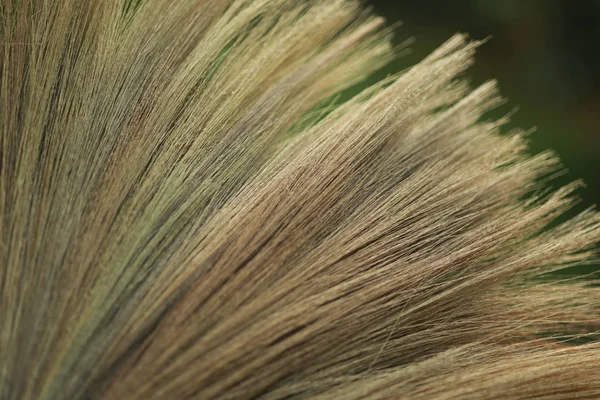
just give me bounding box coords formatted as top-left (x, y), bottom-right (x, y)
top-left (1, 1), bottom-right (599, 399)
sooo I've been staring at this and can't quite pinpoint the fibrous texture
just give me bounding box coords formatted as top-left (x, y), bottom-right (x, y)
top-left (1, 1), bottom-right (599, 399)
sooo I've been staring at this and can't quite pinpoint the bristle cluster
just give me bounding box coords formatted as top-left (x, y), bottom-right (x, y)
top-left (1, 1), bottom-right (599, 399)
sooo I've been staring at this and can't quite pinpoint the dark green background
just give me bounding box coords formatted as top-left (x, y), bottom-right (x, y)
top-left (367, 1), bottom-right (600, 275)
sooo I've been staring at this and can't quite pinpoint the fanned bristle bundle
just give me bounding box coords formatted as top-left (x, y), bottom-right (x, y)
top-left (1, 1), bottom-right (599, 399)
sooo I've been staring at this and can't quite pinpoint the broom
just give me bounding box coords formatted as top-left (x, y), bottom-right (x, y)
top-left (1, 1), bottom-right (599, 399)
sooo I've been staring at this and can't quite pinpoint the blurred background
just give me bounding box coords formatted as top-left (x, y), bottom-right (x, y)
top-left (366, 0), bottom-right (600, 275)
